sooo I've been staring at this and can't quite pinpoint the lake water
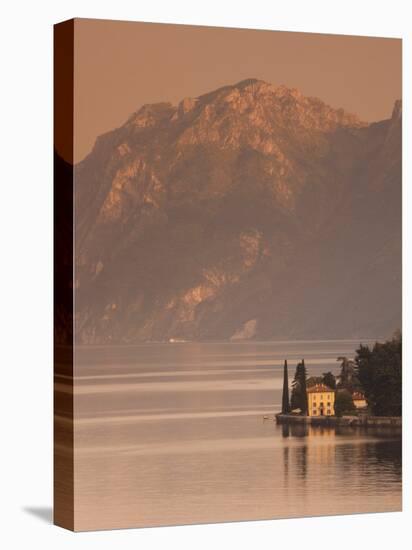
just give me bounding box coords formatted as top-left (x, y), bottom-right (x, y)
top-left (58, 340), bottom-right (402, 530)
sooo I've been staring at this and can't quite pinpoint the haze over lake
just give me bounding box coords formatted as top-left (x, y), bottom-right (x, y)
top-left (57, 340), bottom-right (402, 530)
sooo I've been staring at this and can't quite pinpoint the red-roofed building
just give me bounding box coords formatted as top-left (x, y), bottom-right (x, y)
top-left (352, 391), bottom-right (367, 409)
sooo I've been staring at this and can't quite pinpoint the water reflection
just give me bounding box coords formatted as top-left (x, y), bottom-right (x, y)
top-left (71, 342), bottom-right (401, 529)
top-left (295, 444), bottom-right (308, 481)
top-left (283, 446), bottom-right (289, 484)
top-left (281, 423), bottom-right (290, 438)
top-left (280, 423), bottom-right (309, 438)
top-left (279, 423), bottom-right (401, 495)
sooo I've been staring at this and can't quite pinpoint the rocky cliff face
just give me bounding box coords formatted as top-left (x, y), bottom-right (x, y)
top-left (73, 79), bottom-right (401, 344)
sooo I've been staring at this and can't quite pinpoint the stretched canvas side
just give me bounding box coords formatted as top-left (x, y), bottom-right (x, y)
top-left (53, 19), bottom-right (75, 532)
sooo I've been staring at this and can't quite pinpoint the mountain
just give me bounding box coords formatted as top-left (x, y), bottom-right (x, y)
top-left (73, 79), bottom-right (401, 344)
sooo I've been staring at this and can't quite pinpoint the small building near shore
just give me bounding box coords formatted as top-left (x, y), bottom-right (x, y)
top-left (307, 383), bottom-right (335, 417)
top-left (352, 391), bottom-right (367, 409)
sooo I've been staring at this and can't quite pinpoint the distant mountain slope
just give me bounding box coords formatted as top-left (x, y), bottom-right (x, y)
top-left (73, 79), bottom-right (401, 343)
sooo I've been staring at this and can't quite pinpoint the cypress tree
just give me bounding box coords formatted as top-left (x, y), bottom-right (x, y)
top-left (290, 359), bottom-right (308, 415)
top-left (300, 359), bottom-right (308, 415)
top-left (281, 359), bottom-right (290, 414)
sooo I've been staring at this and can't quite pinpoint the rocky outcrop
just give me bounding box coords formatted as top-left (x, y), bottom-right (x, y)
top-left (73, 79), bottom-right (401, 344)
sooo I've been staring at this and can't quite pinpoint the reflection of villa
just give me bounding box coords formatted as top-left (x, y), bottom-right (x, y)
top-left (307, 384), bottom-right (335, 417)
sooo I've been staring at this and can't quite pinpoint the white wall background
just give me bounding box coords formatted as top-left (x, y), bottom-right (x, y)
top-left (0, 0), bottom-right (410, 548)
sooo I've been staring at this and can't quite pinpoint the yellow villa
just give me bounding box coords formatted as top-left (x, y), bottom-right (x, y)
top-left (307, 383), bottom-right (335, 417)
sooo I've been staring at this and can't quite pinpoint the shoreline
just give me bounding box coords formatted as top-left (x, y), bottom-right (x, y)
top-left (275, 413), bottom-right (402, 429)
top-left (68, 338), bottom-right (379, 349)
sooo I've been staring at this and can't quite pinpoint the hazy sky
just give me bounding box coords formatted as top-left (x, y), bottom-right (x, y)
top-left (73, 18), bottom-right (401, 162)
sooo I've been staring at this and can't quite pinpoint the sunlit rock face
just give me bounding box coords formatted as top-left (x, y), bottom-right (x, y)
top-left (74, 80), bottom-right (401, 344)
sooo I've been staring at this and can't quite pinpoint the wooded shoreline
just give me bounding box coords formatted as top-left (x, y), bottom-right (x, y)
top-left (275, 413), bottom-right (401, 429)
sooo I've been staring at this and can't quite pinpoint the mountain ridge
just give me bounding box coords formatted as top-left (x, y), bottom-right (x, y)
top-left (73, 79), bottom-right (401, 344)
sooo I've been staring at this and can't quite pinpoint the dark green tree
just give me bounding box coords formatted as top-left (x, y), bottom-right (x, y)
top-left (290, 360), bottom-right (308, 415)
top-left (301, 360), bottom-right (308, 414)
top-left (334, 389), bottom-right (356, 417)
top-left (281, 359), bottom-right (290, 414)
top-left (355, 332), bottom-right (402, 416)
top-left (337, 356), bottom-right (360, 392)
top-left (322, 371), bottom-right (336, 390)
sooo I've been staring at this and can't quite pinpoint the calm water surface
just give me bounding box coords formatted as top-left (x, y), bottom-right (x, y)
top-left (61, 341), bottom-right (401, 530)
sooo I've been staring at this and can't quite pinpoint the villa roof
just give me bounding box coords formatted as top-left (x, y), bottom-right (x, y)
top-left (352, 391), bottom-right (366, 400)
top-left (307, 383), bottom-right (334, 393)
